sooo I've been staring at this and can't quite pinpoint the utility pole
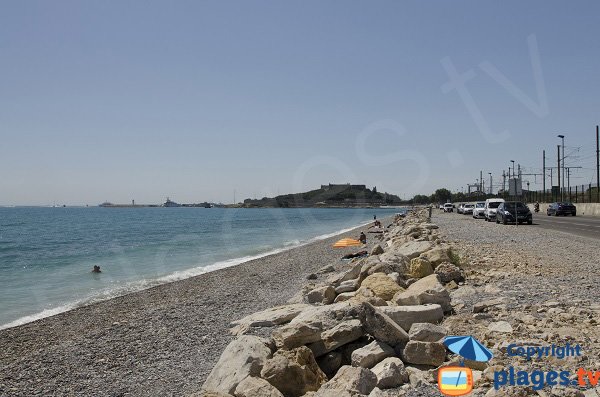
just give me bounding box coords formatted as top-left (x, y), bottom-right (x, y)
top-left (542, 150), bottom-right (546, 201)
top-left (489, 172), bottom-right (492, 195)
top-left (596, 125), bottom-right (599, 203)
top-left (502, 170), bottom-right (506, 193)
top-left (557, 145), bottom-right (561, 201)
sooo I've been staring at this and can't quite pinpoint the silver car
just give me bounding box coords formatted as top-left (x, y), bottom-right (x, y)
top-left (472, 202), bottom-right (486, 218)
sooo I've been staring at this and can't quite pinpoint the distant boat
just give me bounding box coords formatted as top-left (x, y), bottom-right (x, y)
top-left (99, 202), bottom-right (114, 207)
top-left (163, 198), bottom-right (181, 207)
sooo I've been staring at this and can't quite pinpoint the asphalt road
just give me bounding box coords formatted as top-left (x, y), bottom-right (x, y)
top-left (530, 213), bottom-right (600, 240)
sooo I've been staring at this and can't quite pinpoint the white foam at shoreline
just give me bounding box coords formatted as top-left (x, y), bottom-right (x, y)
top-left (0, 220), bottom-right (375, 331)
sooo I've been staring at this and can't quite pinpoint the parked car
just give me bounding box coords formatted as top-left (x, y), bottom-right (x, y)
top-left (443, 203), bottom-right (454, 212)
top-left (457, 203), bottom-right (465, 214)
top-left (484, 198), bottom-right (505, 222)
top-left (462, 203), bottom-right (475, 215)
top-left (547, 202), bottom-right (576, 216)
top-left (472, 202), bottom-right (486, 219)
top-left (496, 201), bottom-right (533, 225)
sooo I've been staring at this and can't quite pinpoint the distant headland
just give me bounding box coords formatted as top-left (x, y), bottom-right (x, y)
top-left (98, 184), bottom-right (403, 209)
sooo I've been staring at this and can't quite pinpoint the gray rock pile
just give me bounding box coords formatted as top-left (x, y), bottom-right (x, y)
top-left (200, 209), bottom-right (465, 397)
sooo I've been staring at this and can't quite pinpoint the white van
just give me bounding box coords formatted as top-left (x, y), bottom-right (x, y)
top-left (484, 198), bottom-right (505, 222)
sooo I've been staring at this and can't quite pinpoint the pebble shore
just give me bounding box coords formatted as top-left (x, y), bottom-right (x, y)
top-left (0, 223), bottom-right (381, 397)
top-left (3, 210), bottom-right (600, 397)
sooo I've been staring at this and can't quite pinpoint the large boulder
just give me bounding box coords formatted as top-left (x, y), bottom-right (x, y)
top-left (348, 287), bottom-right (388, 307)
top-left (434, 262), bottom-right (464, 284)
top-left (350, 340), bottom-right (395, 368)
top-left (360, 273), bottom-right (403, 301)
top-left (308, 319), bottom-right (364, 357)
top-left (419, 245), bottom-right (451, 267)
top-left (389, 241), bottom-right (433, 259)
top-left (335, 279), bottom-right (360, 294)
top-left (371, 357), bottom-right (409, 389)
top-left (234, 377), bottom-right (284, 397)
top-left (315, 366), bottom-right (377, 396)
top-left (230, 304), bottom-right (311, 335)
top-left (307, 286), bottom-right (336, 305)
top-left (401, 341), bottom-right (446, 367)
top-left (408, 322), bottom-right (447, 342)
top-left (392, 274), bottom-right (451, 312)
top-left (359, 302), bottom-right (409, 347)
top-left (202, 335), bottom-right (272, 395)
top-left (370, 245), bottom-right (385, 255)
top-left (407, 258), bottom-right (433, 278)
top-left (272, 322), bottom-right (323, 349)
top-left (377, 304), bottom-right (444, 331)
top-left (260, 346), bottom-right (327, 397)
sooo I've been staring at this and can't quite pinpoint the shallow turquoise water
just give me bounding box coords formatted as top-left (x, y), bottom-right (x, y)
top-left (0, 207), bottom-right (402, 329)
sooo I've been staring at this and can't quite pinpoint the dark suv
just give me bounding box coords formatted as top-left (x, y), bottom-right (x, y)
top-left (547, 202), bottom-right (576, 216)
top-left (496, 201), bottom-right (533, 225)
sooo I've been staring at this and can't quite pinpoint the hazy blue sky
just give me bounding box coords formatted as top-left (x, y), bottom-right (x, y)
top-left (1, 0), bottom-right (599, 205)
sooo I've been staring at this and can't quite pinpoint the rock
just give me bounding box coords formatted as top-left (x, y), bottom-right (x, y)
top-left (307, 286), bottom-right (336, 305)
top-left (334, 291), bottom-right (357, 303)
top-left (488, 321), bottom-right (513, 333)
top-left (290, 303), bottom-right (363, 332)
top-left (419, 245), bottom-right (451, 267)
top-left (197, 392), bottom-right (235, 397)
top-left (335, 279), bottom-right (360, 294)
top-left (473, 298), bottom-right (505, 313)
top-left (389, 241), bottom-right (433, 259)
top-left (405, 366), bottom-right (433, 387)
top-left (371, 357), bottom-right (409, 388)
top-left (408, 323), bottom-right (447, 342)
top-left (308, 319), bottom-right (364, 357)
top-left (307, 273), bottom-right (318, 280)
top-left (407, 258), bottom-right (433, 278)
top-left (316, 351), bottom-right (343, 377)
top-left (351, 340), bottom-right (395, 368)
top-left (234, 377), bottom-right (284, 397)
top-left (230, 304), bottom-right (311, 335)
top-left (369, 387), bottom-right (406, 396)
top-left (315, 366), bottom-right (377, 396)
top-left (272, 321), bottom-right (323, 349)
top-left (367, 262), bottom-right (406, 276)
top-left (371, 245), bottom-right (385, 255)
top-left (377, 252), bottom-right (409, 274)
top-left (401, 341), bottom-right (446, 367)
top-left (360, 273), bottom-right (403, 301)
top-left (359, 302), bottom-right (409, 347)
top-left (434, 262), bottom-right (464, 284)
top-left (327, 259), bottom-right (365, 286)
top-left (318, 265), bottom-right (336, 274)
top-left (378, 304), bottom-right (444, 331)
top-left (260, 346), bottom-right (327, 397)
top-left (350, 287), bottom-right (388, 307)
top-left (392, 274), bottom-right (451, 312)
top-left (202, 335), bottom-right (273, 395)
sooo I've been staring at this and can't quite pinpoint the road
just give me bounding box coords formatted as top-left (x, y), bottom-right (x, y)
top-left (531, 213), bottom-right (600, 240)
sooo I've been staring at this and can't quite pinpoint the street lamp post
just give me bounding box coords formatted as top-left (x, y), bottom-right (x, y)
top-left (558, 134), bottom-right (565, 201)
top-left (488, 172), bottom-right (492, 195)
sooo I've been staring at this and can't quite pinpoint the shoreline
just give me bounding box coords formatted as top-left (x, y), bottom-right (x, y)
top-left (0, 219), bottom-right (375, 331)
top-left (0, 219), bottom-right (386, 397)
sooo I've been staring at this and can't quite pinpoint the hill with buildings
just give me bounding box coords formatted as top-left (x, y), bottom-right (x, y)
top-left (241, 184), bottom-right (402, 208)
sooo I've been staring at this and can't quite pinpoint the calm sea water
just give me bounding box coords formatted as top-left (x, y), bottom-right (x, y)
top-left (0, 207), bottom-right (403, 329)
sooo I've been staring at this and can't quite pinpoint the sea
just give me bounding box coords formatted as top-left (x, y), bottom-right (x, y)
top-left (0, 206), bottom-right (405, 330)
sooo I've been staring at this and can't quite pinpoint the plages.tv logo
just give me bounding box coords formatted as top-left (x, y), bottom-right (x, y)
top-left (438, 335), bottom-right (494, 396)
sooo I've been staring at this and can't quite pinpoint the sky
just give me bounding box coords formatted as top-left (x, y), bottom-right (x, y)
top-left (1, 0), bottom-right (599, 205)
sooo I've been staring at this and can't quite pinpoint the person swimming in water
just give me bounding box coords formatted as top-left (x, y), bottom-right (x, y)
top-left (91, 265), bottom-right (101, 273)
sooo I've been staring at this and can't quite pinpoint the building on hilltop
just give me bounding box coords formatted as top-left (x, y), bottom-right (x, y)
top-left (320, 183), bottom-right (367, 191)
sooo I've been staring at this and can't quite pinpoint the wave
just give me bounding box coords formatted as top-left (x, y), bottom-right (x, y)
top-left (0, 220), bottom-right (372, 331)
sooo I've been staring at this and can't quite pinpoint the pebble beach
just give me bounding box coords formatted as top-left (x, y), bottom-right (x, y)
top-left (3, 209), bottom-right (600, 397)
top-left (0, 223), bottom-right (379, 397)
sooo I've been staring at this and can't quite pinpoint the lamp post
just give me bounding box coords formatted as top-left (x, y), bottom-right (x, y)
top-left (488, 172), bottom-right (492, 195)
top-left (558, 134), bottom-right (565, 201)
